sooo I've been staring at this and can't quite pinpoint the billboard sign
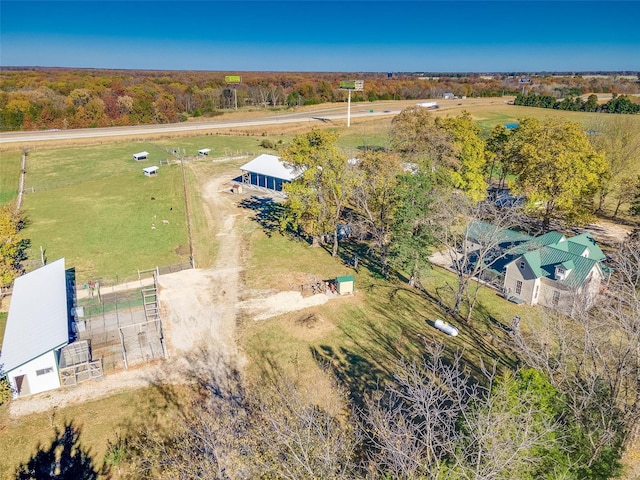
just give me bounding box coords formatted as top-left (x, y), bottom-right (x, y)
top-left (340, 80), bottom-right (364, 91)
top-left (225, 75), bottom-right (242, 83)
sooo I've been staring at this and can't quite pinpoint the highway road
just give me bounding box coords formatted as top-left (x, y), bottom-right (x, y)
top-left (0, 102), bottom-right (406, 145)
top-left (0, 98), bottom-right (511, 145)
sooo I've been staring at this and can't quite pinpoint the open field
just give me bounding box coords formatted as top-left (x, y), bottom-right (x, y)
top-left (0, 150), bottom-right (21, 204)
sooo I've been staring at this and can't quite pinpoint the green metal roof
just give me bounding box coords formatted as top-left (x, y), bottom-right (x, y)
top-left (336, 275), bottom-right (355, 283)
top-left (505, 230), bottom-right (605, 288)
top-left (466, 221), bottom-right (533, 245)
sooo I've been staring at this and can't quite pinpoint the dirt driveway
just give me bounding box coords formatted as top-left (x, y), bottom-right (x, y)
top-left (8, 169), bottom-right (337, 416)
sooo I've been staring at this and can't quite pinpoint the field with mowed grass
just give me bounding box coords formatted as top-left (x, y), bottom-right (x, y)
top-left (0, 150), bottom-right (22, 204)
top-left (8, 135), bottom-right (286, 282)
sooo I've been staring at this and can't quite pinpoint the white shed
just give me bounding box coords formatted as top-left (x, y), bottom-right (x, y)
top-left (133, 151), bottom-right (149, 161)
top-left (198, 148), bottom-right (211, 156)
top-left (143, 166), bottom-right (159, 177)
top-left (0, 259), bottom-right (71, 398)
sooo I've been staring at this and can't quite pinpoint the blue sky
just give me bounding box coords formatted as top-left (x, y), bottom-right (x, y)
top-left (1, 1), bottom-right (638, 72)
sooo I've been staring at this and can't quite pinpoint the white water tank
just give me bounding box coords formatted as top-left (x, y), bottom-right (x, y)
top-left (433, 319), bottom-right (459, 337)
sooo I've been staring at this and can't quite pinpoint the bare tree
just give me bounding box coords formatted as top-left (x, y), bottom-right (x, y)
top-left (429, 191), bottom-right (524, 321)
top-left (362, 343), bottom-right (564, 479)
top-left (511, 237), bottom-right (640, 476)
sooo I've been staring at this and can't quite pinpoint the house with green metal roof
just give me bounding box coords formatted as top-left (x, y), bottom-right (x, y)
top-left (503, 232), bottom-right (606, 316)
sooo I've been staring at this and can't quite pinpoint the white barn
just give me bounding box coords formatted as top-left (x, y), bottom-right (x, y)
top-left (239, 154), bottom-right (303, 192)
top-left (0, 258), bottom-right (71, 398)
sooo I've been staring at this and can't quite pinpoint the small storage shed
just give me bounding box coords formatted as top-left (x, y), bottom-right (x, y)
top-left (198, 148), bottom-right (211, 156)
top-left (133, 151), bottom-right (149, 161)
top-left (0, 258), bottom-right (71, 398)
top-left (143, 166), bottom-right (159, 177)
top-left (336, 275), bottom-right (355, 295)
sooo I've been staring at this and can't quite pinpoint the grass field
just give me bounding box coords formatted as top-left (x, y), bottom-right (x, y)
top-left (0, 150), bottom-right (22, 204)
top-left (8, 136), bottom-right (283, 282)
top-left (239, 224), bottom-right (544, 399)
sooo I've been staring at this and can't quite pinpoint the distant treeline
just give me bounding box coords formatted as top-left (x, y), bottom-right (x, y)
top-left (514, 92), bottom-right (640, 114)
top-left (1, 68), bottom-right (638, 131)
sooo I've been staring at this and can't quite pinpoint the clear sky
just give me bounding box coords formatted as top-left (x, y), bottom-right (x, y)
top-left (1, 1), bottom-right (638, 72)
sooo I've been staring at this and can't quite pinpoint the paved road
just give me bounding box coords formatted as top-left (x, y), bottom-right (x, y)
top-left (0, 98), bottom-right (511, 145)
top-left (0, 102), bottom-right (406, 144)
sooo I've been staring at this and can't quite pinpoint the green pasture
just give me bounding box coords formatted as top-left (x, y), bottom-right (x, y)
top-left (12, 135), bottom-right (281, 282)
top-left (467, 103), bottom-right (640, 136)
top-left (0, 150), bottom-right (22, 204)
top-left (239, 224), bottom-right (544, 398)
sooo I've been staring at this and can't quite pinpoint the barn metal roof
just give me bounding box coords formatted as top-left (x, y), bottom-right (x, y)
top-left (240, 154), bottom-right (303, 182)
top-left (0, 258), bottom-right (70, 372)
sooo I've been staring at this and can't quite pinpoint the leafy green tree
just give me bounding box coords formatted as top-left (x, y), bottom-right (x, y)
top-left (486, 124), bottom-right (519, 188)
top-left (281, 129), bottom-right (356, 257)
top-left (583, 94), bottom-right (599, 112)
top-left (510, 118), bottom-right (608, 230)
top-left (0, 203), bottom-right (29, 287)
top-left (352, 150), bottom-right (404, 277)
top-left (390, 106), bottom-right (457, 170)
top-left (630, 175), bottom-right (640, 217)
top-left (389, 171), bottom-right (435, 287)
top-left (437, 112), bottom-right (488, 202)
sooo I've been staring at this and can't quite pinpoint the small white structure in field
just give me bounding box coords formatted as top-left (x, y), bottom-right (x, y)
top-left (143, 166), bottom-right (159, 177)
top-left (198, 148), bottom-right (211, 156)
top-left (0, 259), bottom-right (71, 397)
top-left (433, 319), bottom-right (459, 337)
top-left (133, 151), bottom-right (149, 161)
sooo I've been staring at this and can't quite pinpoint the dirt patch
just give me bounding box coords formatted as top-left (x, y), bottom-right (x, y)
top-left (240, 290), bottom-right (329, 321)
top-left (174, 244), bottom-right (190, 255)
top-left (582, 220), bottom-right (633, 248)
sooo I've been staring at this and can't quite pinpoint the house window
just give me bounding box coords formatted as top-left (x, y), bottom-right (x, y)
top-left (552, 290), bottom-right (561, 306)
top-left (515, 280), bottom-right (522, 295)
top-left (519, 261), bottom-right (525, 269)
top-left (36, 367), bottom-right (54, 376)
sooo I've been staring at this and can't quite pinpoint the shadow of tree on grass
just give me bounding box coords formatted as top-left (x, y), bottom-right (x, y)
top-left (238, 195), bottom-right (284, 236)
top-left (15, 422), bottom-right (102, 480)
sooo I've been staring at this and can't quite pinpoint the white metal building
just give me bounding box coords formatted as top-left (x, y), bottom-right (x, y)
top-left (198, 148), bottom-right (211, 156)
top-left (133, 151), bottom-right (149, 161)
top-left (239, 154), bottom-right (303, 192)
top-left (0, 258), bottom-right (71, 397)
top-left (143, 166), bottom-right (159, 177)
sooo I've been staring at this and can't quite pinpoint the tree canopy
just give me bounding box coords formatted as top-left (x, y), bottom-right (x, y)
top-left (509, 118), bottom-right (609, 230)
